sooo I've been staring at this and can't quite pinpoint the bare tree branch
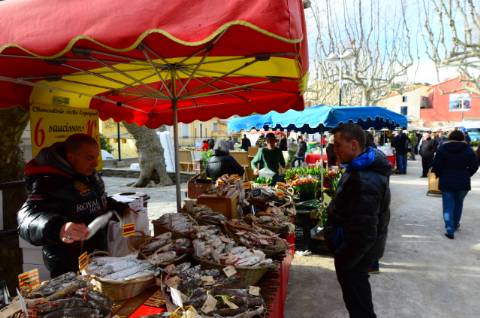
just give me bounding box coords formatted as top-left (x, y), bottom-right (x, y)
top-left (307, 0), bottom-right (414, 106)
top-left (423, 0), bottom-right (480, 94)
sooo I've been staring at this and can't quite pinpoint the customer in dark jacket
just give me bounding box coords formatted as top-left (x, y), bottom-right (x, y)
top-left (391, 130), bottom-right (409, 174)
top-left (432, 130), bottom-right (478, 239)
top-left (240, 134), bottom-right (251, 152)
top-left (419, 132), bottom-right (435, 177)
top-left (206, 140), bottom-right (244, 180)
top-left (17, 134), bottom-right (128, 277)
top-left (326, 124), bottom-right (391, 318)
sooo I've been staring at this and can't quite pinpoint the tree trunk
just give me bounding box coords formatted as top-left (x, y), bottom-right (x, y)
top-left (123, 123), bottom-right (173, 187)
top-left (0, 107), bottom-right (29, 294)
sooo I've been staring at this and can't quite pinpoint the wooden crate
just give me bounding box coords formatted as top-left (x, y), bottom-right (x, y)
top-left (197, 192), bottom-right (240, 219)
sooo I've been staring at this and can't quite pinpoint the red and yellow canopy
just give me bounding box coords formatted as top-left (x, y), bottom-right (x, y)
top-left (0, 0), bottom-right (308, 127)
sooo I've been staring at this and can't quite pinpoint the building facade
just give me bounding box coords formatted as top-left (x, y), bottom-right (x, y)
top-left (377, 85), bottom-right (430, 125)
top-left (420, 77), bottom-right (480, 128)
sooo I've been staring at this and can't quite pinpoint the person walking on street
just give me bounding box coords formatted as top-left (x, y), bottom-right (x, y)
top-left (391, 130), bottom-right (409, 174)
top-left (432, 130), bottom-right (478, 239)
top-left (292, 136), bottom-right (307, 167)
top-left (17, 134), bottom-right (130, 277)
top-left (325, 124), bottom-right (391, 318)
top-left (240, 134), bottom-right (251, 152)
top-left (419, 132), bottom-right (435, 178)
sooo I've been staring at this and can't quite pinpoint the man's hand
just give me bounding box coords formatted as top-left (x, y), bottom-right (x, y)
top-left (60, 222), bottom-right (89, 243)
top-left (253, 169), bottom-right (259, 176)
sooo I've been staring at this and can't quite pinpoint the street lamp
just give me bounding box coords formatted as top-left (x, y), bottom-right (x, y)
top-left (325, 49), bottom-right (355, 106)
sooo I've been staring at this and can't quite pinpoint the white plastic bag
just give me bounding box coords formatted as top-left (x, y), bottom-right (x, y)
top-left (258, 167), bottom-right (276, 179)
top-left (107, 210), bottom-right (150, 257)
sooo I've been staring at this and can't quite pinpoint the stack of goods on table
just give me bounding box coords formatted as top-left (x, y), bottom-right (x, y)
top-left (16, 272), bottom-right (112, 318)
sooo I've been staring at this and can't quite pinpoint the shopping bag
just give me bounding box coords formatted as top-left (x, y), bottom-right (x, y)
top-left (107, 210), bottom-right (150, 257)
top-left (427, 169), bottom-right (441, 195)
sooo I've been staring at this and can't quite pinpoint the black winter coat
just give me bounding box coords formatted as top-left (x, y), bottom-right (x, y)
top-left (325, 149), bottom-right (391, 271)
top-left (241, 138), bottom-right (251, 151)
top-left (392, 133), bottom-right (409, 155)
top-left (431, 141), bottom-right (478, 191)
top-left (17, 142), bottom-right (126, 277)
top-left (206, 151), bottom-right (245, 180)
top-left (419, 138), bottom-right (435, 158)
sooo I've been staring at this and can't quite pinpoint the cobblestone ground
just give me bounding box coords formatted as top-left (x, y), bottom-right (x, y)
top-left (103, 160), bottom-right (480, 317)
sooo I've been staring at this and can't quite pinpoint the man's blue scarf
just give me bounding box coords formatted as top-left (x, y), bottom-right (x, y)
top-left (345, 147), bottom-right (376, 172)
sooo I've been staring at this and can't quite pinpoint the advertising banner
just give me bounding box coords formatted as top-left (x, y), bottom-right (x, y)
top-left (30, 105), bottom-right (99, 157)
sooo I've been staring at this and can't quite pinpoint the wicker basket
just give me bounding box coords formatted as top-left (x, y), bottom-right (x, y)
top-left (83, 251), bottom-right (154, 301)
top-left (192, 255), bottom-right (273, 288)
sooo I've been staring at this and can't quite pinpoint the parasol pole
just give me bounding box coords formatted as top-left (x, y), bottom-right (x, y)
top-left (320, 132), bottom-right (324, 201)
top-left (169, 64), bottom-right (182, 212)
top-left (172, 98), bottom-right (182, 211)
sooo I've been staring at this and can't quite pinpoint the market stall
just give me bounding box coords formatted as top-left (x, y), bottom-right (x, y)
top-left (3, 174), bottom-right (297, 318)
top-left (0, 0), bottom-right (308, 315)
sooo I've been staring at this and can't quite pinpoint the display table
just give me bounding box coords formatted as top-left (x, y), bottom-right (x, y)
top-left (304, 153), bottom-right (328, 165)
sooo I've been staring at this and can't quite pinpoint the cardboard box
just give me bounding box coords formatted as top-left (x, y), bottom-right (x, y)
top-left (197, 192), bottom-right (240, 219)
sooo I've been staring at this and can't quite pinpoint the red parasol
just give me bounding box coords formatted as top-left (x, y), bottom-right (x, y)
top-left (0, 0), bottom-right (308, 209)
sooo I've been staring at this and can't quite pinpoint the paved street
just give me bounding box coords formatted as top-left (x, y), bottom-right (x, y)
top-left (103, 159), bottom-right (480, 317)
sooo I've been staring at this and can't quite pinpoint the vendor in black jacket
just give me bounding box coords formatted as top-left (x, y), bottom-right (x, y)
top-left (17, 134), bottom-right (128, 277)
top-left (206, 140), bottom-right (244, 181)
top-left (326, 124), bottom-right (391, 318)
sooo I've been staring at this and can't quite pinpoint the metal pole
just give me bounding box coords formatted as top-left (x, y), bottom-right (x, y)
top-left (172, 99), bottom-right (182, 212)
top-left (338, 61), bottom-right (342, 106)
top-left (338, 85), bottom-right (342, 107)
top-left (117, 122), bottom-right (122, 161)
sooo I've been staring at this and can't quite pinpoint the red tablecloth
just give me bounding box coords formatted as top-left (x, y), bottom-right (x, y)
top-left (304, 153), bottom-right (328, 165)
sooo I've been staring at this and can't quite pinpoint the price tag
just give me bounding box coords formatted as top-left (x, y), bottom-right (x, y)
top-left (201, 294), bottom-right (217, 314)
top-left (122, 223), bottom-right (135, 237)
top-left (249, 286), bottom-right (261, 296)
top-left (222, 265), bottom-right (237, 278)
top-left (200, 275), bottom-right (215, 286)
top-left (185, 306), bottom-right (199, 318)
top-left (18, 269), bottom-right (40, 293)
top-left (78, 251), bottom-right (89, 271)
top-left (170, 287), bottom-right (184, 308)
top-left (223, 297), bottom-right (239, 310)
